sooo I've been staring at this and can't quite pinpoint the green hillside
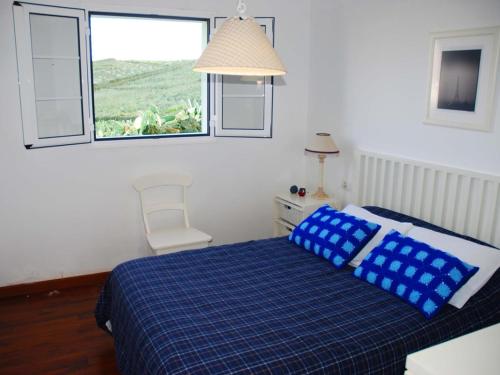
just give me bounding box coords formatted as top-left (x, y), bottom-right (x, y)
top-left (92, 59), bottom-right (203, 137)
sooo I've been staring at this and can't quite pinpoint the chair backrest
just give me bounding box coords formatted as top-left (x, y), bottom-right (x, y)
top-left (133, 173), bottom-right (193, 234)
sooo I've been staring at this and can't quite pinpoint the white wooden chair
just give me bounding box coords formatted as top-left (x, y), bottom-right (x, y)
top-left (133, 173), bottom-right (212, 255)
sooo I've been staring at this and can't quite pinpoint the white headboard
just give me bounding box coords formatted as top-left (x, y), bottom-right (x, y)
top-left (354, 149), bottom-right (500, 247)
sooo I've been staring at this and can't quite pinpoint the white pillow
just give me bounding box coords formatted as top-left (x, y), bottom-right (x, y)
top-left (342, 204), bottom-right (413, 267)
top-left (407, 226), bottom-right (500, 309)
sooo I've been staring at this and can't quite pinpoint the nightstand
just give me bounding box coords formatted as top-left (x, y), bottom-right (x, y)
top-left (273, 193), bottom-right (336, 236)
top-left (405, 323), bottom-right (500, 375)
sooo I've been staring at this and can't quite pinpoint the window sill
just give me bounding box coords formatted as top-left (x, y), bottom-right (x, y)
top-left (90, 134), bottom-right (216, 149)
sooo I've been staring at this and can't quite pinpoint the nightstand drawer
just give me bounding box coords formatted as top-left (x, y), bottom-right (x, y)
top-left (276, 200), bottom-right (303, 225)
top-left (273, 193), bottom-right (336, 237)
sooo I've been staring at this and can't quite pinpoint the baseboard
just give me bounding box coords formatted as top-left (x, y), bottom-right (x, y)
top-left (0, 271), bottom-right (110, 299)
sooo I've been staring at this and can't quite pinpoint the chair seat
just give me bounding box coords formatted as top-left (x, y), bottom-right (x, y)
top-left (147, 227), bottom-right (212, 252)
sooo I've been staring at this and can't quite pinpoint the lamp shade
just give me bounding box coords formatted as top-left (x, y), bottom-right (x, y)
top-left (193, 16), bottom-right (287, 76)
top-left (305, 132), bottom-right (339, 154)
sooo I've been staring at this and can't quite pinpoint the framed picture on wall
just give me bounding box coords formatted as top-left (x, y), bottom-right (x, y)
top-left (424, 27), bottom-right (500, 131)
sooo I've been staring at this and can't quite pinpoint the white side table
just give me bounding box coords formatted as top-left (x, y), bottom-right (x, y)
top-left (405, 323), bottom-right (500, 375)
top-left (273, 192), bottom-right (337, 237)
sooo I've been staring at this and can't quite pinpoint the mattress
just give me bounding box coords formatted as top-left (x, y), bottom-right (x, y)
top-left (95, 208), bottom-right (500, 374)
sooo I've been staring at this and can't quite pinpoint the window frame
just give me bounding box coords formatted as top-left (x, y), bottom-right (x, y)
top-left (87, 11), bottom-right (211, 142)
top-left (13, 2), bottom-right (92, 149)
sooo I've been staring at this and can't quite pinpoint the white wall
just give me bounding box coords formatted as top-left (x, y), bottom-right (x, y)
top-left (307, 0), bottom-right (500, 205)
top-left (0, 0), bottom-right (311, 286)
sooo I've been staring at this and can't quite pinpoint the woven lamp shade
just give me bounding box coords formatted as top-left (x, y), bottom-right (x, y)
top-left (193, 16), bottom-right (287, 76)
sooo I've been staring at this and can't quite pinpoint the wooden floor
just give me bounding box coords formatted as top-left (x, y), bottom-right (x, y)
top-left (0, 285), bottom-right (120, 374)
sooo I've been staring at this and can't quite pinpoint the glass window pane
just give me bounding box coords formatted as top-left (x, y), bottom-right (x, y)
top-left (36, 99), bottom-right (83, 138)
top-left (33, 59), bottom-right (81, 98)
top-left (90, 14), bottom-right (208, 139)
top-left (30, 14), bottom-right (79, 57)
top-left (222, 76), bottom-right (265, 96)
top-left (222, 97), bottom-right (265, 130)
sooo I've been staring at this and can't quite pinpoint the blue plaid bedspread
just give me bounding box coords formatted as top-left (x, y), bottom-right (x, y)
top-left (96, 209), bottom-right (500, 375)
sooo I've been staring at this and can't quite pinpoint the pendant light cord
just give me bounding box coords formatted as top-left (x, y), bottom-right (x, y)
top-left (237, 0), bottom-right (247, 18)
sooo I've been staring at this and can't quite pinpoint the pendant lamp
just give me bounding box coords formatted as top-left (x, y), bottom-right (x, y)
top-left (193, 0), bottom-right (287, 76)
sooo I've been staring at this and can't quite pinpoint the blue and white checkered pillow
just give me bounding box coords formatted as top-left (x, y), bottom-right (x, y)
top-left (289, 205), bottom-right (381, 269)
top-left (353, 230), bottom-right (479, 319)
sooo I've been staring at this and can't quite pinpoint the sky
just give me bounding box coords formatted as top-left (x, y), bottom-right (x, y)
top-left (90, 15), bottom-right (206, 61)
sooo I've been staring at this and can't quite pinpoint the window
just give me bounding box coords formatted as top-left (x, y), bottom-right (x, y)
top-left (213, 17), bottom-right (275, 138)
top-left (13, 2), bottom-right (91, 148)
top-left (13, 3), bottom-right (210, 148)
top-left (89, 13), bottom-right (209, 140)
top-left (13, 4), bottom-right (278, 147)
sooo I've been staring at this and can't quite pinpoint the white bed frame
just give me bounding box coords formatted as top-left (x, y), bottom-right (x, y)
top-left (354, 149), bottom-right (500, 248)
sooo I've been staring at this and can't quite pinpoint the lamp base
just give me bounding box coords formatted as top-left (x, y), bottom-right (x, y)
top-left (312, 187), bottom-right (330, 200)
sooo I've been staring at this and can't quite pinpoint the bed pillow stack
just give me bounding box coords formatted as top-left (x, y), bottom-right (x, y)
top-left (289, 205), bottom-right (381, 269)
top-left (289, 203), bottom-right (497, 318)
top-left (353, 229), bottom-right (479, 318)
top-left (407, 227), bottom-right (500, 308)
top-left (341, 204), bottom-right (414, 267)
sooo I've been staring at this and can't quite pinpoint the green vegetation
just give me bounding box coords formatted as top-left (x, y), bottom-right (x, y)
top-left (92, 59), bottom-right (203, 138)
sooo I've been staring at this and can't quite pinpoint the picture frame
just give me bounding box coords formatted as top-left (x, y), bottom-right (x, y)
top-left (424, 27), bottom-right (500, 131)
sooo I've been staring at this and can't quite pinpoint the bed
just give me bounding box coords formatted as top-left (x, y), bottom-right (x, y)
top-left (95, 206), bottom-right (500, 375)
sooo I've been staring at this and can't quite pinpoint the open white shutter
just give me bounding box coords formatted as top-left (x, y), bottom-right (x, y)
top-left (213, 17), bottom-right (275, 138)
top-left (13, 2), bottom-right (91, 148)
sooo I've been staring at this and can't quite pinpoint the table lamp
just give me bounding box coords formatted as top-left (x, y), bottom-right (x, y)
top-left (305, 132), bottom-right (339, 200)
